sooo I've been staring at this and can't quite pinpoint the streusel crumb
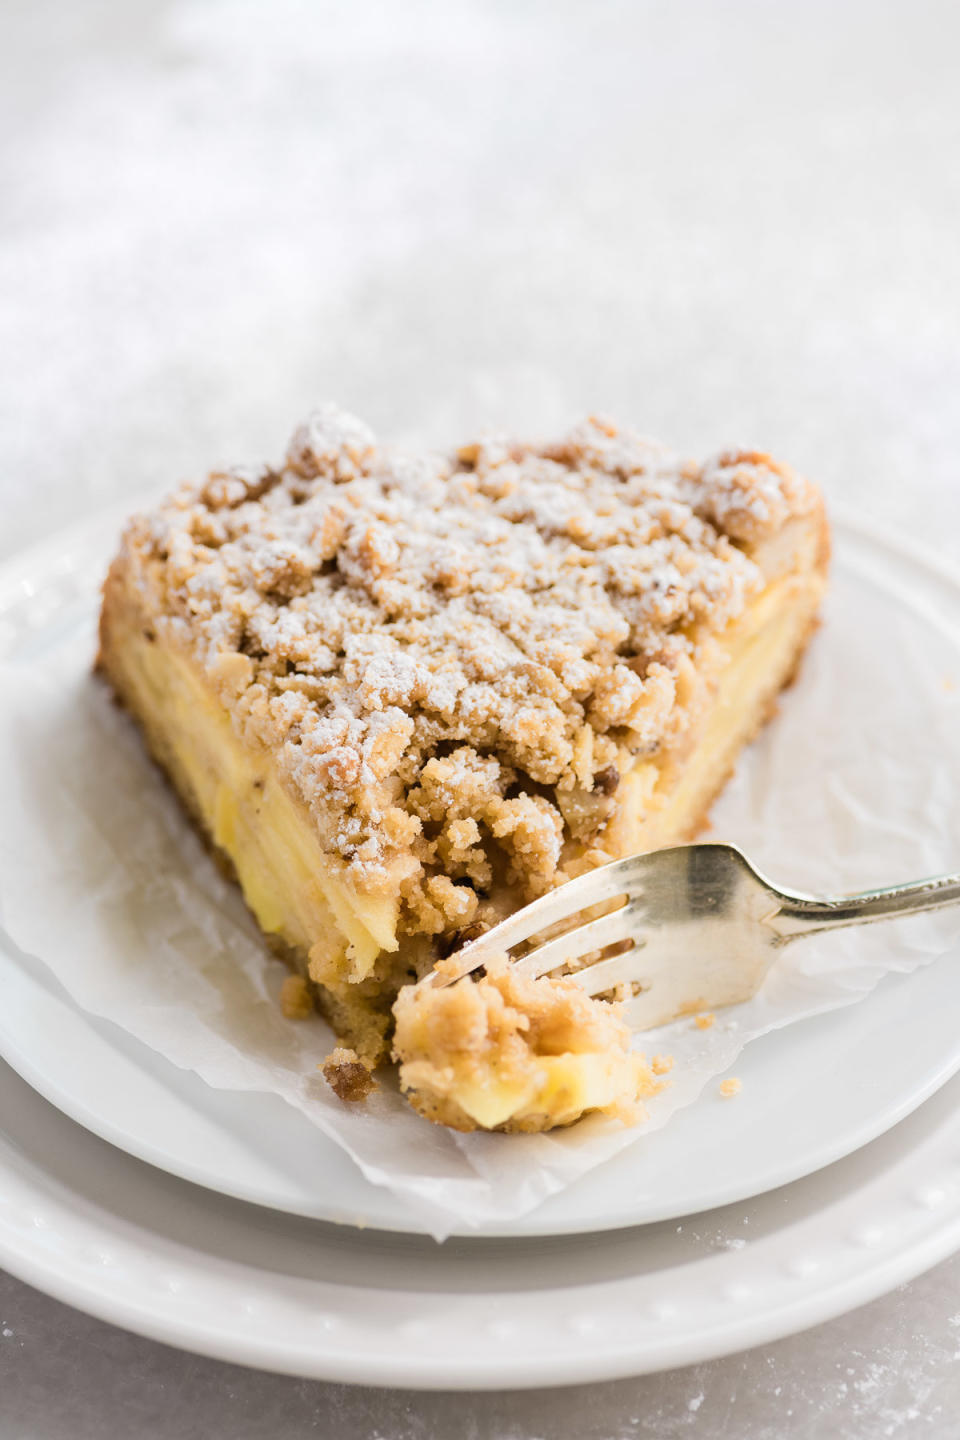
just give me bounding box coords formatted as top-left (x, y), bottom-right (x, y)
top-left (114, 404), bottom-right (820, 939)
top-left (322, 1046), bottom-right (379, 1102)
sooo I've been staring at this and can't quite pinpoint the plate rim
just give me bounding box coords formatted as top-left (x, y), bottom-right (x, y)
top-left (3, 1058), bottom-right (960, 1388)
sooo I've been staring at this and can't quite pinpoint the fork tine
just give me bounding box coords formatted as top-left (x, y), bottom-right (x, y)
top-left (510, 901), bottom-right (643, 981)
top-left (565, 945), bottom-right (647, 996)
top-left (425, 852), bottom-right (647, 987)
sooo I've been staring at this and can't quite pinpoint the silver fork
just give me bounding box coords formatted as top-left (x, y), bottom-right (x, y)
top-left (418, 844), bottom-right (960, 1029)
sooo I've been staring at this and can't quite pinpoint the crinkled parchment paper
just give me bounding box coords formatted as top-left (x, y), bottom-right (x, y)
top-left (1, 529), bottom-right (960, 1238)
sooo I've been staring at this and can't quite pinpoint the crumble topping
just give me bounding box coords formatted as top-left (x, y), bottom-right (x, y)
top-left (321, 1046), bottom-right (379, 1102)
top-left (116, 405), bottom-right (819, 926)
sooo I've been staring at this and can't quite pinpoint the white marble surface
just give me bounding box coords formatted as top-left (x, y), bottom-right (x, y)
top-left (3, 0), bottom-right (960, 1433)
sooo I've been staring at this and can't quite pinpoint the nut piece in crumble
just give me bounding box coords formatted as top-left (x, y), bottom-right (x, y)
top-left (97, 403), bottom-right (828, 1133)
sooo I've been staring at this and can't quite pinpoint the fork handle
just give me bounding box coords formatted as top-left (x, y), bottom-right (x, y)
top-left (771, 871), bottom-right (960, 939)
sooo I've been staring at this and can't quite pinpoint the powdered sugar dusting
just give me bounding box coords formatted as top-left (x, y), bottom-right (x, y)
top-left (108, 406), bottom-right (816, 932)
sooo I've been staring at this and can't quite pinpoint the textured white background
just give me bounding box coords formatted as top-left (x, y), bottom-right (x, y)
top-left (4, 0), bottom-right (960, 1433)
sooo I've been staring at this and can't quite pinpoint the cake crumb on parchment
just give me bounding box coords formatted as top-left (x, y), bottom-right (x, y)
top-left (322, 1046), bottom-right (379, 1102)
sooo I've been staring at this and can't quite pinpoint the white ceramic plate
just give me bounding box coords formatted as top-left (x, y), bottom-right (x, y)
top-left (1, 509), bottom-right (960, 1238)
top-left (4, 1052), bottom-right (960, 1388)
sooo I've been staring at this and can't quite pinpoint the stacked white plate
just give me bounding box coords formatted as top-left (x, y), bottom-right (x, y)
top-left (3, 513), bottom-right (960, 1389)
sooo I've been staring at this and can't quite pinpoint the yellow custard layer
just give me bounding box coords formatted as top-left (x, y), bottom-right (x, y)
top-left (604, 565), bottom-right (821, 855)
